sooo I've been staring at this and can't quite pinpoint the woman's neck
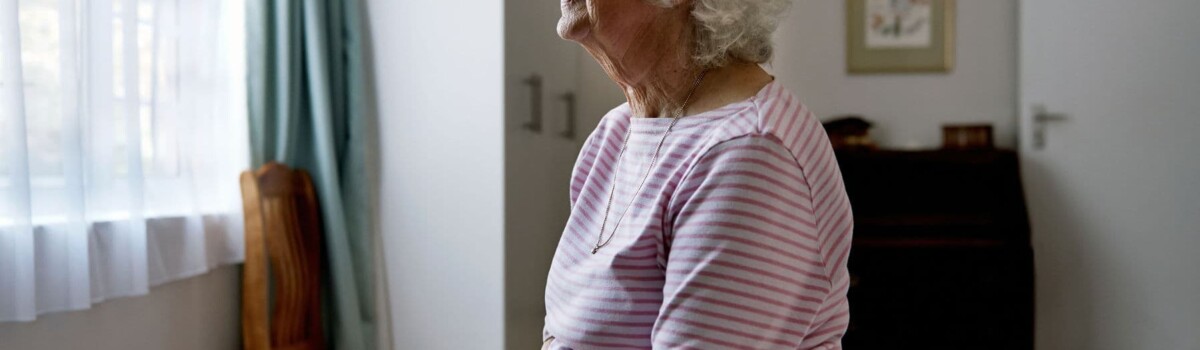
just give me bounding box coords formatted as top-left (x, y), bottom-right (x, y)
top-left (619, 61), bottom-right (774, 118)
top-left (576, 8), bottom-right (773, 118)
top-left (678, 62), bottom-right (774, 116)
top-left (620, 64), bottom-right (705, 118)
top-left (576, 6), bottom-right (701, 118)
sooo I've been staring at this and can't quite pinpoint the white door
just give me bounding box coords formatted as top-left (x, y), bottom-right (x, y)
top-left (1019, 1), bottom-right (1200, 349)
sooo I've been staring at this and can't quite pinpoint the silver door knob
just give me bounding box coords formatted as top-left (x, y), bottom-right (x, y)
top-left (1032, 104), bottom-right (1068, 150)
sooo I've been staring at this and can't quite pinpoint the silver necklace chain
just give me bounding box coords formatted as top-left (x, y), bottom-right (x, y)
top-left (593, 70), bottom-right (709, 254)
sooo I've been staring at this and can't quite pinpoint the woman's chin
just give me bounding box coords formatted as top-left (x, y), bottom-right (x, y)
top-left (557, 21), bottom-right (588, 41)
top-left (557, 13), bottom-right (591, 41)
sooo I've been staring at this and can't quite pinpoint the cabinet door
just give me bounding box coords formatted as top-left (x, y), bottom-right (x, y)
top-left (503, 1), bottom-right (605, 350)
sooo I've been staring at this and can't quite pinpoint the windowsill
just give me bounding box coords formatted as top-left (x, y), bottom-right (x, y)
top-left (0, 211), bottom-right (237, 229)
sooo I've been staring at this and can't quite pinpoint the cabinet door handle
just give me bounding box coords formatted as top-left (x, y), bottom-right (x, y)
top-left (523, 74), bottom-right (543, 132)
top-left (559, 92), bottom-right (576, 139)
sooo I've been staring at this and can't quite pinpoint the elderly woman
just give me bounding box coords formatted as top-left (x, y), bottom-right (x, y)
top-left (543, 0), bottom-right (853, 348)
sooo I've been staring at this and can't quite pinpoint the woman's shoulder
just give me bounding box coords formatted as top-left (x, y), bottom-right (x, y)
top-left (697, 83), bottom-right (814, 145)
top-left (691, 81), bottom-right (837, 174)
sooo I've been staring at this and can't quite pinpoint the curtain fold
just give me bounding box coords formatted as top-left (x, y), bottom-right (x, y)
top-left (247, 0), bottom-right (374, 348)
top-left (0, 0), bottom-right (248, 322)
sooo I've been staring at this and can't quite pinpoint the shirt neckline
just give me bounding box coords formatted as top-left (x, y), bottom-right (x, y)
top-left (622, 78), bottom-right (778, 131)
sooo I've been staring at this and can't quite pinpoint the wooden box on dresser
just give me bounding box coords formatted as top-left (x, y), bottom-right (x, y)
top-left (835, 150), bottom-right (1034, 350)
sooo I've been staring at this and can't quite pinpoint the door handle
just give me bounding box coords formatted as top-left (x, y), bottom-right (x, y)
top-left (559, 92), bottom-right (576, 139)
top-left (1032, 104), bottom-right (1068, 150)
top-left (523, 74), bottom-right (543, 132)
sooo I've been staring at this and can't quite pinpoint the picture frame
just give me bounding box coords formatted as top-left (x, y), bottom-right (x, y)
top-left (846, 0), bottom-right (956, 74)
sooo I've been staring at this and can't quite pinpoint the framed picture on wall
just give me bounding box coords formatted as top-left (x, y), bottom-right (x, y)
top-left (846, 0), bottom-right (956, 74)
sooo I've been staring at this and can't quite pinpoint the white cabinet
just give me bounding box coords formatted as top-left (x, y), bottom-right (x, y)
top-left (503, 1), bottom-right (624, 349)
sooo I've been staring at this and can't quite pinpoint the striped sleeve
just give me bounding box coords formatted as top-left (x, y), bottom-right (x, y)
top-left (654, 135), bottom-right (834, 349)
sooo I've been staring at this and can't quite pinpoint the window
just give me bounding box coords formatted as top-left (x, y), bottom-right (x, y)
top-left (0, 0), bottom-right (247, 322)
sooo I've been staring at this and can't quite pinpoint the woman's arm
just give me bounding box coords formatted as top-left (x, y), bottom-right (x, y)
top-left (654, 135), bottom-right (840, 349)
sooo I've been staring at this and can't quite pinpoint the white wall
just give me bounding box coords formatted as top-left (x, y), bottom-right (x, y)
top-left (771, 0), bottom-right (1018, 149)
top-left (365, 0), bottom-right (506, 349)
top-left (0, 267), bottom-right (240, 350)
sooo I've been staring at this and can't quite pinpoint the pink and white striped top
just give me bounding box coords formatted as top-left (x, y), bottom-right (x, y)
top-left (544, 80), bottom-right (854, 349)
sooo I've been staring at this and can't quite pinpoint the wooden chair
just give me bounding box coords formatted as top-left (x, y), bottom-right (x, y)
top-left (240, 162), bottom-right (325, 350)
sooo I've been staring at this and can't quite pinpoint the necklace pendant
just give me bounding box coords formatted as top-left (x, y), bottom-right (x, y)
top-left (591, 247), bottom-right (599, 254)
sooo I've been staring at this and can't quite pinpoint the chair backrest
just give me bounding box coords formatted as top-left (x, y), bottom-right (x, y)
top-left (240, 162), bottom-right (324, 350)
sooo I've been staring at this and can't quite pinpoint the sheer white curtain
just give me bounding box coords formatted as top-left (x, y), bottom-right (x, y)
top-left (0, 0), bottom-right (247, 322)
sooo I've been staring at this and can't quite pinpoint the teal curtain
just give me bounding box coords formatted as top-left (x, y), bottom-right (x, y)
top-left (246, 0), bottom-right (374, 349)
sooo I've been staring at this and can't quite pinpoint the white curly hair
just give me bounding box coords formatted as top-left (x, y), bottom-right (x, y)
top-left (649, 0), bottom-right (793, 68)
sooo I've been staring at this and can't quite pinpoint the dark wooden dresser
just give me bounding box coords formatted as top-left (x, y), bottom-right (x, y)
top-left (836, 150), bottom-right (1034, 349)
